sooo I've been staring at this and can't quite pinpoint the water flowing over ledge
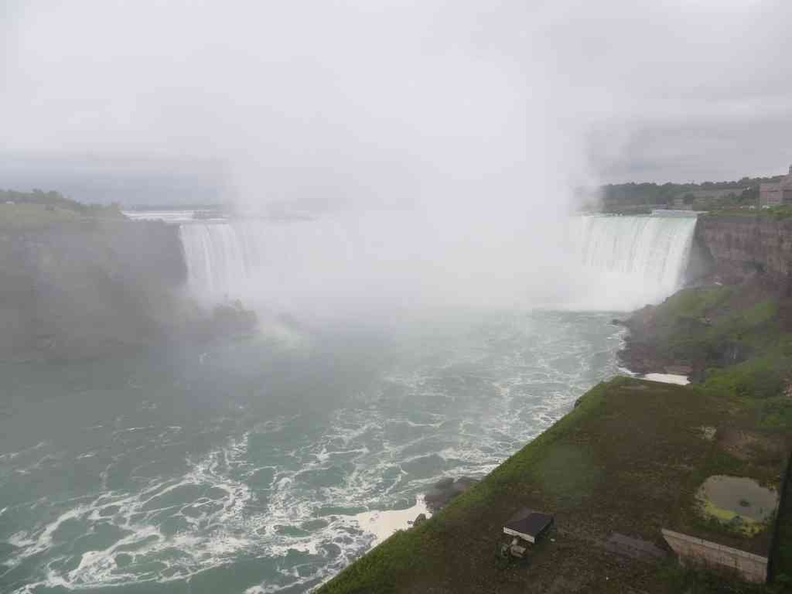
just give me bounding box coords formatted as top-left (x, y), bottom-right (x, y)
top-left (178, 214), bottom-right (698, 313)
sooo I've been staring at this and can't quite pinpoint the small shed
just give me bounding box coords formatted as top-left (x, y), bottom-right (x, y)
top-left (503, 508), bottom-right (555, 544)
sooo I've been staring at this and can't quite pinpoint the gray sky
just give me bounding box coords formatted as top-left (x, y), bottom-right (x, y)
top-left (2, 0), bottom-right (792, 206)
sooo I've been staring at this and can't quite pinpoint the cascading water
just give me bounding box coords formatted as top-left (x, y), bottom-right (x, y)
top-left (5, 213), bottom-right (699, 594)
top-left (177, 214), bottom-right (698, 312)
top-left (178, 223), bottom-right (259, 303)
top-left (567, 215), bottom-right (698, 310)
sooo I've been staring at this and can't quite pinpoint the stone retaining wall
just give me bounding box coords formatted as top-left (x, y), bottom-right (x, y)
top-left (661, 528), bottom-right (767, 583)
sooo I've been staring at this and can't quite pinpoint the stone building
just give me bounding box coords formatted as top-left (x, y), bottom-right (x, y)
top-left (759, 165), bottom-right (792, 207)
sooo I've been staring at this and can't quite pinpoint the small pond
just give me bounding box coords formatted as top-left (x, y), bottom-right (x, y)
top-left (697, 475), bottom-right (778, 533)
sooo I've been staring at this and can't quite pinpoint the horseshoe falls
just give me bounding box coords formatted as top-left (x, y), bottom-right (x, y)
top-left (566, 215), bottom-right (698, 310)
top-left (1, 213), bottom-right (698, 594)
top-left (178, 214), bottom-right (699, 312)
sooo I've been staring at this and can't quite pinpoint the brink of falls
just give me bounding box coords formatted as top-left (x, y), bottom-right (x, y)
top-left (178, 214), bottom-right (698, 312)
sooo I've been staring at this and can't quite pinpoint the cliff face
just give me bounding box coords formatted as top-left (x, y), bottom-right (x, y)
top-left (0, 220), bottom-right (190, 360)
top-left (694, 215), bottom-right (792, 293)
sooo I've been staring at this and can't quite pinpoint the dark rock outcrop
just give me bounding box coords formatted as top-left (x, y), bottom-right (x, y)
top-left (425, 477), bottom-right (478, 513)
top-left (0, 220), bottom-right (189, 360)
top-left (203, 301), bottom-right (259, 336)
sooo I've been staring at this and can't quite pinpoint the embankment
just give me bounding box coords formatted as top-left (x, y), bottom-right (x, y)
top-left (319, 373), bottom-right (790, 593)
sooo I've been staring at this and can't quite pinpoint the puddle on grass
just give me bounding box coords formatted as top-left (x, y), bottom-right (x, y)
top-left (696, 475), bottom-right (778, 534)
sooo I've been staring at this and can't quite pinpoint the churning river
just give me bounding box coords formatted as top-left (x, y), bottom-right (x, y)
top-left (1, 213), bottom-right (696, 593)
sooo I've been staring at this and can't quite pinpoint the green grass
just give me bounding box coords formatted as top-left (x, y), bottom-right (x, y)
top-left (0, 202), bottom-right (125, 230)
top-left (702, 356), bottom-right (790, 400)
top-left (707, 206), bottom-right (792, 220)
top-left (320, 377), bottom-right (790, 593)
top-left (322, 282), bottom-right (792, 593)
top-left (627, 285), bottom-right (785, 375)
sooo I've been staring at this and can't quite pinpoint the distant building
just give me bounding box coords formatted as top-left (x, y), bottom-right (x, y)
top-left (759, 165), bottom-right (792, 207)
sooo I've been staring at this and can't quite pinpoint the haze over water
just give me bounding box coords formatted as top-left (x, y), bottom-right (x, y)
top-left (4, 1), bottom-right (782, 591)
top-left (0, 211), bottom-right (696, 593)
top-left (0, 308), bottom-right (624, 594)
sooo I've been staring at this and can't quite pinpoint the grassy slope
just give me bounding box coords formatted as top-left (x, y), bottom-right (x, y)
top-left (708, 206), bottom-right (792, 220)
top-left (0, 202), bottom-right (125, 230)
top-left (321, 286), bottom-right (792, 593)
top-left (626, 285), bottom-right (792, 431)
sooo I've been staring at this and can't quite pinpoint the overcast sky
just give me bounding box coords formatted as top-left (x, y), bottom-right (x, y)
top-left (2, 0), bottom-right (792, 206)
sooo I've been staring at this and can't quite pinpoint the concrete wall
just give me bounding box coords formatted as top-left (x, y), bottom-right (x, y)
top-left (661, 529), bottom-right (768, 583)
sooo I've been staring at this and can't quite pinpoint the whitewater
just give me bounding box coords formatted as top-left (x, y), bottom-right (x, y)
top-left (0, 214), bottom-right (697, 593)
top-left (178, 213), bottom-right (697, 312)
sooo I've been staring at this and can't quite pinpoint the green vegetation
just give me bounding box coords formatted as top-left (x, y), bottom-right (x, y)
top-left (627, 285), bottom-right (788, 375)
top-left (596, 176), bottom-right (784, 214)
top-left (321, 284), bottom-right (792, 593)
top-left (708, 205), bottom-right (792, 220)
top-left (0, 189), bottom-right (124, 229)
top-left (765, 205), bottom-right (792, 220)
top-left (627, 285), bottom-right (792, 437)
top-left (320, 377), bottom-right (790, 593)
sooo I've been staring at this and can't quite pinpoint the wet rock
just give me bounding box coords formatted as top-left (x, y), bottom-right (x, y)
top-left (207, 300), bottom-right (258, 335)
top-left (424, 476), bottom-right (478, 512)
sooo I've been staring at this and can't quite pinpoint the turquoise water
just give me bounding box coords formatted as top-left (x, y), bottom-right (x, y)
top-left (0, 311), bottom-right (623, 593)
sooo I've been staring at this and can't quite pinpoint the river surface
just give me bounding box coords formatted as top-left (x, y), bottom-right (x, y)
top-left (0, 310), bottom-right (623, 593)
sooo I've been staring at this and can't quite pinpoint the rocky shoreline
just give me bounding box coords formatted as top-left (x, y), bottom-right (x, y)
top-left (424, 476), bottom-right (479, 513)
top-left (321, 279), bottom-right (792, 592)
top-left (615, 307), bottom-right (699, 379)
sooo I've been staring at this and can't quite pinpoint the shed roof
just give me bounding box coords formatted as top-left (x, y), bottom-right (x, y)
top-left (503, 509), bottom-right (554, 540)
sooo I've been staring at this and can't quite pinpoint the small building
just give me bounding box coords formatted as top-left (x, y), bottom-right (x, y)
top-left (759, 165), bottom-right (792, 207)
top-left (503, 508), bottom-right (555, 545)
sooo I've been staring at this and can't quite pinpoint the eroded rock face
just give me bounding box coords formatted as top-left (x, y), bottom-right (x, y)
top-left (0, 221), bottom-right (188, 360)
top-left (695, 216), bottom-right (792, 294)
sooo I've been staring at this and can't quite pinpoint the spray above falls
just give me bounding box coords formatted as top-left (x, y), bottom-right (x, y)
top-left (178, 213), bottom-right (698, 314)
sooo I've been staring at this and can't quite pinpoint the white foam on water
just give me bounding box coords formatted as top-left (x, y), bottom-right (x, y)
top-left (353, 497), bottom-right (430, 546)
top-left (3, 311), bottom-right (630, 594)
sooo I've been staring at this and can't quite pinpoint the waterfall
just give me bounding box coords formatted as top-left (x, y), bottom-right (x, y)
top-left (178, 223), bottom-right (258, 303)
top-left (567, 215), bottom-right (697, 310)
top-left (177, 214), bottom-right (698, 312)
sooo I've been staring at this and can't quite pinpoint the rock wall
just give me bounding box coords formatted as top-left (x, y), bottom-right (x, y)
top-left (694, 215), bottom-right (792, 294)
top-left (662, 528), bottom-right (768, 584)
top-left (0, 220), bottom-right (190, 360)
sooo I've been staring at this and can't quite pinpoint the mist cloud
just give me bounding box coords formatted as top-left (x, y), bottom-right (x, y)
top-left (5, 0), bottom-right (789, 313)
top-left (5, 0), bottom-right (790, 207)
